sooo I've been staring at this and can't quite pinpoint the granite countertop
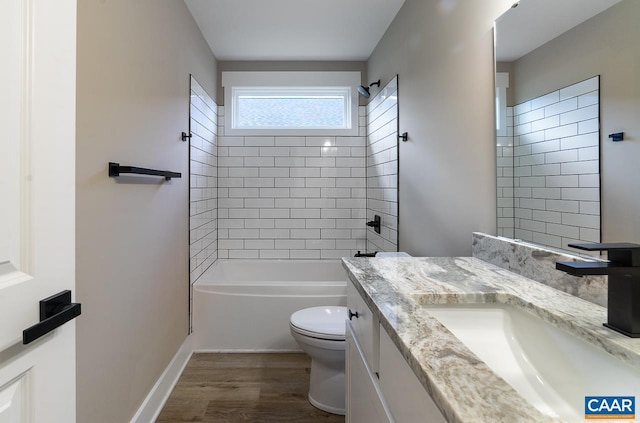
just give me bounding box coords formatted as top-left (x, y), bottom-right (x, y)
top-left (341, 256), bottom-right (640, 423)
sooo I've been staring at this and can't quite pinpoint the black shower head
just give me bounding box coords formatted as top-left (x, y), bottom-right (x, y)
top-left (357, 79), bottom-right (381, 99)
top-left (357, 85), bottom-right (371, 99)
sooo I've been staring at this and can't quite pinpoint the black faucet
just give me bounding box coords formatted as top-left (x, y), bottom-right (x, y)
top-left (556, 242), bottom-right (640, 337)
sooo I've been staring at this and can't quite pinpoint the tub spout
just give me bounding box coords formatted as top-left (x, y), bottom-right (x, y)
top-left (556, 242), bottom-right (640, 337)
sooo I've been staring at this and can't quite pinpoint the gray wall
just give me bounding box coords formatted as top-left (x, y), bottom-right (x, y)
top-left (76, 1), bottom-right (217, 422)
top-left (367, 0), bottom-right (514, 256)
top-left (510, 0), bottom-right (640, 245)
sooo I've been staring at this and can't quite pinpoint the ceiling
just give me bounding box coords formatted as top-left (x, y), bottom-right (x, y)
top-left (184, 0), bottom-right (406, 61)
top-left (496, 0), bottom-right (622, 62)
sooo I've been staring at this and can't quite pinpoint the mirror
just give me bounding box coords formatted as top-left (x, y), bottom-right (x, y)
top-left (494, 0), bottom-right (630, 254)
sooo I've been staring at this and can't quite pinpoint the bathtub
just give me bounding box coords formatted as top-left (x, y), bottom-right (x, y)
top-left (193, 260), bottom-right (347, 351)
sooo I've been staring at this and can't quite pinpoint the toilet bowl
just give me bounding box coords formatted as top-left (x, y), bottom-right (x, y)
top-left (290, 306), bottom-right (347, 415)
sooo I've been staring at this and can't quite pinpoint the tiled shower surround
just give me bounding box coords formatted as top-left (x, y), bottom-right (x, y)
top-left (496, 106), bottom-right (515, 238)
top-left (497, 76), bottom-right (600, 251)
top-left (189, 77), bottom-right (218, 283)
top-left (190, 76), bottom-right (401, 264)
top-left (216, 107), bottom-right (368, 259)
top-left (366, 77), bottom-right (399, 252)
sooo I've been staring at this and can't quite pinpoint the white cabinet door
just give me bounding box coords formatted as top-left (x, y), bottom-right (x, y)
top-left (0, 0), bottom-right (77, 421)
top-left (379, 328), bottom-right (447, 423)
top-left (347, 280), bottom-right (380, 373)
top-left (346, 322), bottom-right (392, 423)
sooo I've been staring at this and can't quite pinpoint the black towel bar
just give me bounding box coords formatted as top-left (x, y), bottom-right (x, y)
top-left (108, 162), bottom-right (181, 181)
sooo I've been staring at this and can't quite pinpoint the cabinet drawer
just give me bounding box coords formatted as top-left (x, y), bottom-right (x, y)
top-left (347, 280), bottom-right (380, 373)
top-left (379, 328), bottom-right (447, 423)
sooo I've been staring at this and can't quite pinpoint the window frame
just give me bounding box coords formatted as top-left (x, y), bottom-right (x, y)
top-left (222, 71), bottom-right (361, 136)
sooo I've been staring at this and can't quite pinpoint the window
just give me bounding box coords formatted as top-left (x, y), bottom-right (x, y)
top-left (222, 72), bottom-right (360, 136)
top-left (233, 87), bottom-right (350, 130)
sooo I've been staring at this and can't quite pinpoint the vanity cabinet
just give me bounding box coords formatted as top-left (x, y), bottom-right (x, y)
top-left (346, 280), bottom-right (447, 423)
top-left (346, 322), bottom-right (392, 423)
top-left (347, 280), bottom-right (380, 373)
top-left (379, 329), bottom-right (447, 423)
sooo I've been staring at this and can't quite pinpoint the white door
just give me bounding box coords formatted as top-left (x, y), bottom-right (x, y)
top-left (0, 0), bottom-right (77, 421)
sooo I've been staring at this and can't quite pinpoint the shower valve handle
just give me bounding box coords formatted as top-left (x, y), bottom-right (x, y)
top-left (348, 309), bottom-right (359, 320)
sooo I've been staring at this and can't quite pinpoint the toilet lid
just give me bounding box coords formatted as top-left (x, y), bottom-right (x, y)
top-left (290, 306), bottom-right (347, 339)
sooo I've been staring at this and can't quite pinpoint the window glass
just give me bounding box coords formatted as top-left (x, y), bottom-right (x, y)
top-left (237, 94), bottom-right (346, 129)
top-left (232, 87), bottom-right (351, 131)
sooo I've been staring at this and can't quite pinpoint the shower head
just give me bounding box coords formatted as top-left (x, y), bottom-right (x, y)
top-left (357, 85), bottom-right (371, 99)
top-left (357, 79), bottom-right (381, 99)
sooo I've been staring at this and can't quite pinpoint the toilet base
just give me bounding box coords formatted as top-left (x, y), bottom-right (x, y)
top-left (289, 308), bottom-right (347, 416)
top-left (307, 357), bottom-right (345, 415)
top-left (309, 393), bottom-right (346, 415)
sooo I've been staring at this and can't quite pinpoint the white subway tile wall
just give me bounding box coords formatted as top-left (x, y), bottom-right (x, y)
top-left (216, 107), bottom-right (368, 259)
top-left (190, 77), bottom-right (218, 284)
top-left (497, 106), bottom-right (515, 238)
top-left (366, 76), bottom-right (399, 252)
top-left (506, 76), bottom-right (601, 250)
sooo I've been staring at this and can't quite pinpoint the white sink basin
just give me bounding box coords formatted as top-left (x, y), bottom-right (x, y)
top-left (425, 304), bottom-right (640, 421)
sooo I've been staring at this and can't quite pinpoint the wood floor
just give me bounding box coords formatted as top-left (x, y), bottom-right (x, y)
top-left (156, 353), bottom-right (345, 423)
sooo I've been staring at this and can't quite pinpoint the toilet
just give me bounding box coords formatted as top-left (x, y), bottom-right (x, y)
top-left (289, 306), bottom-right (347, 415)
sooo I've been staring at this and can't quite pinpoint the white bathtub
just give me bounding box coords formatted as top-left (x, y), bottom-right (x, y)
top-left (193, 260), bottom-right (348, 351)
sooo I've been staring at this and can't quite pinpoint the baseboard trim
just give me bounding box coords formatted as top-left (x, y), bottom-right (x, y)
top-left (130, 335), bottom-right (193, 423)
top-left (194, 348), bottom-right (303, 353)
